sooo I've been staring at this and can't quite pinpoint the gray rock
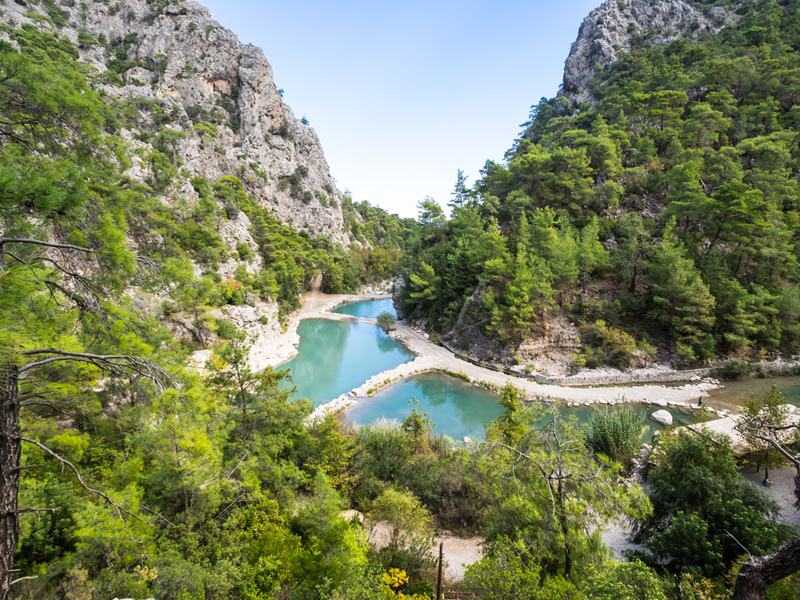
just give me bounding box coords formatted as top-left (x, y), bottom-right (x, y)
top-left (4, 0), bottom-right (353, 247)
top-left (650, 409), bottom-right (673, 426)
top-left (558, 0), bottom-right (738, 105)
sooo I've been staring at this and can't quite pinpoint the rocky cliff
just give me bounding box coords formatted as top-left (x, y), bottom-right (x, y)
top-left (4, 0), bottom-right (351, 246)
top-left (560, 0), bottom-right (738, 104)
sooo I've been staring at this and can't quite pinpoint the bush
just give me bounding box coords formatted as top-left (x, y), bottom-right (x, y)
top-left (579, 320), bottom-right (644, 370)
top-left (712, 360), bottom-right (752, 380)
top-left (587, 404), bottom-right (647, 468)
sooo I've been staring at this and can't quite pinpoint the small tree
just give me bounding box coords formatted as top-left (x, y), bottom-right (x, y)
top-left (485, 381), bottom-right (528, 446)
top-left (376, 311), bottom-right (396, 333)
top-left (736, 386), bottom-right (795, 484)
top-left (370, 489), bottom-right (435, 583)
top-left (401, 397), bottom-right (434, 452)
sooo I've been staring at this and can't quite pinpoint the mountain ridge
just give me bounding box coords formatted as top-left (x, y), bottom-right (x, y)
top-left (3, 0), bottom-right (352, 247)
top-left (560, 0), bottom-right (737, 105)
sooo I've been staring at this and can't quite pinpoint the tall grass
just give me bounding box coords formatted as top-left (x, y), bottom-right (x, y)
top-left (586, 404), bottom-right (648, 467)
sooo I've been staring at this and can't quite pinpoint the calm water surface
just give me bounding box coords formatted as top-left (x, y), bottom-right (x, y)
top-left (279, 319), bottom-right (413, 405)
top-left (346, 373), bottom-right (504, 439)
top-left (707, 376), bottom-right (800, 410)
top-left (331, 299), bottom-right (397, 319)
top-left (346, 372), bottom-right (694, 442)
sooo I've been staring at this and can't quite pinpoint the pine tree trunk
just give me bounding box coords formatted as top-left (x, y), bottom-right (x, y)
top-left (734, 540), bottom-right (800, 600)
top-left (0, 366), bottom-right (20, 600)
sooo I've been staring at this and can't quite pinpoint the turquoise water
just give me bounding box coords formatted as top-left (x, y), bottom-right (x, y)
top-left (279, 319), bottom-right (414, 405)
top-left (346, 373), bottom-right (504, 439)
top-left (331, 298), bottom-right (397, 319)
top-left (346, 372), bottom-right (694, 442)
top-left (557, 403), bottom-right (695, 445)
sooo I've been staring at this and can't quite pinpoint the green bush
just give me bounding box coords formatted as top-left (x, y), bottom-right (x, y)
top-left (587, 404), bottom-right (647, 468)
top-left (712, 360), bottom-right (752, 380)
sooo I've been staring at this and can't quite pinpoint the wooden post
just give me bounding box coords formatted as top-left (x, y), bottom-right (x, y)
top-left (436, 541), bottom-right (443, 600)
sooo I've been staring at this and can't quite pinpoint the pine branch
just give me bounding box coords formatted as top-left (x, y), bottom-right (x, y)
top-left (18, 349), bottom-right (171, 392)
top-left (21, 437), bottom-right (149, 540)
top-left (0, 238), bottom-right (94, 253)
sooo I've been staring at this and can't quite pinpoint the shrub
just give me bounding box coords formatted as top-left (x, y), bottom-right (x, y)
top-left (712, 360), bottom-right (752, 380)
top-left (586, 404), bottom-right (647, 468)
top-left (578, 320), bottom-right (643, 370)
top-left (236, 241), bottom-right (254, 261)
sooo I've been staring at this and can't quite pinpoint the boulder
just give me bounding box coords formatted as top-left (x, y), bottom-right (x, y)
top-left (650, 410), bottom-right (673, 426)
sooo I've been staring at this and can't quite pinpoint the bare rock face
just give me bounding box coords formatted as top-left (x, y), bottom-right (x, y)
top-left (516, 317), bottom-right (581, 378)
top-left (7, 0), bottom-right (350, 246)
top-left (439, 287), bottom-right (517, 366)
top-left (561, 0), bottom-right (738, 105)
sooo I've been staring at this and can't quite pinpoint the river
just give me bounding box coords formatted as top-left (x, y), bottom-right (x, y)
top-left (283, 300), bottom-right (695, 440)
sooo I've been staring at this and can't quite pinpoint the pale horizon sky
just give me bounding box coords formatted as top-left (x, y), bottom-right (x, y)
top-left (199, 0), bottom-right (605, 218)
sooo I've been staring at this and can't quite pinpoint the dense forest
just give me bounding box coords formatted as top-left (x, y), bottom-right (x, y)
top-left (399, 0), bottom-right (800, 369)
top-left (5, 0), bottom-right (800, 599)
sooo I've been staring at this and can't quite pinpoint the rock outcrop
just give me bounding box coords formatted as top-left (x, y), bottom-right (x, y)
top-left (6, 0), bottom-right (351, 246)
top-left (560, 0), bottom-right (738, 105)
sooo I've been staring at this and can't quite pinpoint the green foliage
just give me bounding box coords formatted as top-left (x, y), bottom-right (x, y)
top-left (632, 429), bottom-right (794, 577)
top-left (370, 489), bottom-right (435, 582)
top-left (578, 320), bottom-right (647, 370)
top-left (485, 382), bottom-right (528, 446)
top-left (465, 537), bottom-right (577, 600)
top-left (400, 0), bottom-right (800, 362)
top-left (480, 402), bottom-right (651, 583)
top-left (401, 398), bottom-right (435, 451)
top-left (587, 404), bottom-right (647, 467)
top-left (735, 386), bottom-right (797, 483)
top-left (376, 311), bottom-right (396, 333)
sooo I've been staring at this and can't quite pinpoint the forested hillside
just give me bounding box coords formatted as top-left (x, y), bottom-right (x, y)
top-left (6, 0), bottom-right (800, 599)
top-left (400, 0), bottom-right (800, 369)
top-left (0, 3), bottom-right (412, 598)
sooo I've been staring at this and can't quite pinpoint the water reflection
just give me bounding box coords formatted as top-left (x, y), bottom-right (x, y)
top-left (332, 299), bottom-right (397, 319)
top-left (279, 319), bottom-right (414, 405)
top-left (346, 373), bottom-right (503, 439)
top-left (376, 330), bottom-right (399, 354)
top-left (347, 373), bottom-right (696, 443)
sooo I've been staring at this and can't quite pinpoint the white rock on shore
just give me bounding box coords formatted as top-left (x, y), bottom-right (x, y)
top-left (650, 410), bottom-right (673, 426)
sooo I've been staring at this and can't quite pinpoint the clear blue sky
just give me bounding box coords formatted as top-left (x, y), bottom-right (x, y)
top-left (199, 0), bottom-right (605, 218)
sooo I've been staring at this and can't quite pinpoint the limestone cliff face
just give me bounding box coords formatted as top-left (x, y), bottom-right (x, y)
top-left (6, 0), bottom-right (350, 246)
top-left (560, 0), bottom-right (738, 104)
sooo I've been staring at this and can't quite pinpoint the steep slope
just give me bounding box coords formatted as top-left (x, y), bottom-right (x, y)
top-left (560, 0), bottom-right (737, 104)
top-left (3, 0), bottom-right (349, 246)
top-left (400, 0), bottom-right (800, 375)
